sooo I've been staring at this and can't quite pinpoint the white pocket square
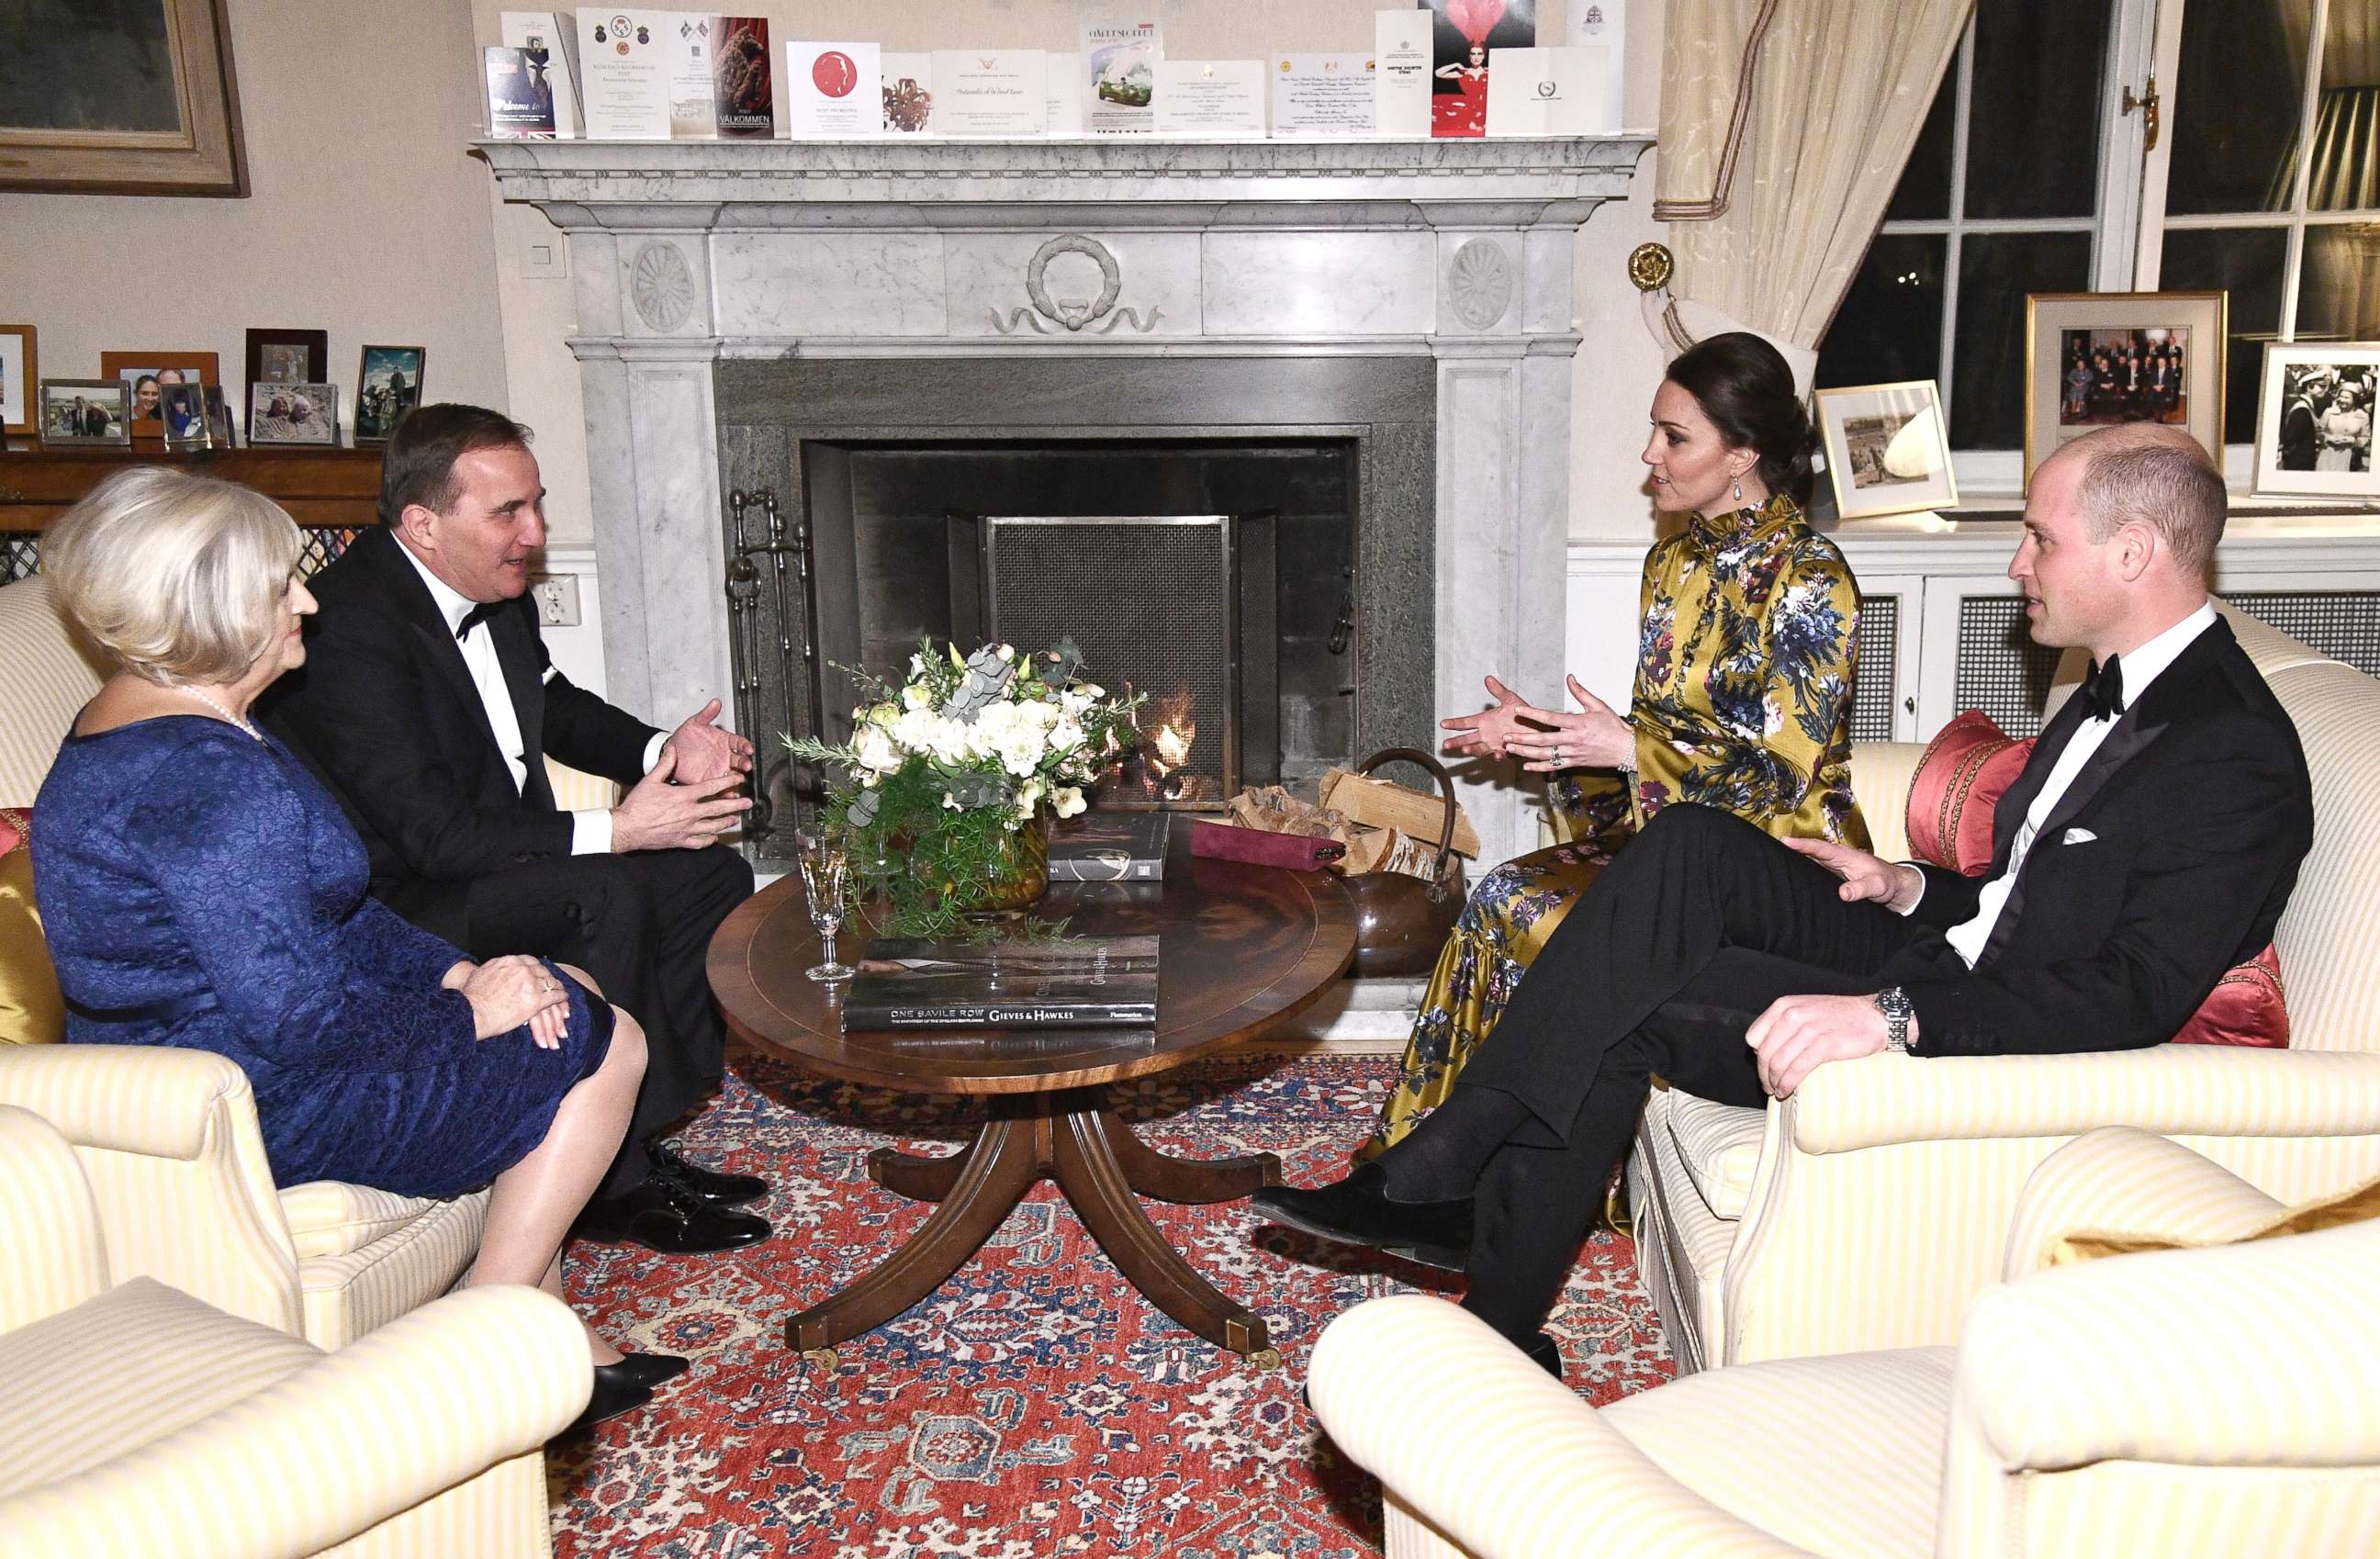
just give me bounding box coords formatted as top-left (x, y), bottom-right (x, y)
top-left (2060, 827), bottom-right (2098, 846)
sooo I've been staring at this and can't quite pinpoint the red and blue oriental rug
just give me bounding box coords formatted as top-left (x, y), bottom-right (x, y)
top-left (555, 1051), bottom-right (1673, 1557)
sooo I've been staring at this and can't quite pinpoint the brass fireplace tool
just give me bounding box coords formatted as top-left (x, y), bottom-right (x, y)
top-left (723, 487), bottom-right (816, 843)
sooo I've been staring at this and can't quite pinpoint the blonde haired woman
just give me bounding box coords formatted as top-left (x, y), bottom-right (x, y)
top-left (33, 467), bottom-right (670, 1431)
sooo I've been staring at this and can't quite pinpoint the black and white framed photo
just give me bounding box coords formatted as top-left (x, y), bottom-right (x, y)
top-left (0, 325), bottom-right (34, 437)
top-left (159, 381), bottom-right (213, 448)
top-left (39, 379), bottom-right (130, 445)
top-left (2025, 291), bottom-right (2227, 488)
top-left (244, 328), bottom-right (328, 411)
top-left (2253, 342), bottom-right (2380, 501)
top-left (1813, 379), bottom-right (1957, 521)
top-left (352, 344), bottom-right (424, 444)
top-left (248, 381), bottom-right (339, 445)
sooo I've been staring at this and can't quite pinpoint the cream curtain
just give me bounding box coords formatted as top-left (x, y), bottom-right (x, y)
top-left (1655, 0), bottom-right (1975, 387)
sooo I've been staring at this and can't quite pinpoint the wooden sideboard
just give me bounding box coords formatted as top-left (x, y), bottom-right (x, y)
top-left (0, 445), bottom-right (385, 530)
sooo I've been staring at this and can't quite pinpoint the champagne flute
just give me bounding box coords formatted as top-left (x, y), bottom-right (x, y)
top-left (797, 827), bottom-right (854, 982)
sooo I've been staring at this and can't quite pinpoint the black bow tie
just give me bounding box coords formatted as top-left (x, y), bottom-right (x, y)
top-left (455, 600), bottom-right (504, 641)
top-left (2080, 654), bottom-right (2126, 722)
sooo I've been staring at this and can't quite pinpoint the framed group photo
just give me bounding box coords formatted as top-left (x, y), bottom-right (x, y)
top-left (1813, 379), bottom-right (1957, 521)
top-left (2252, 342), bottom-right (2380, 501)
top-left (2025, 290), bottom-right (2228, 488)
top-left (40, 379), bottom-right (131, 445)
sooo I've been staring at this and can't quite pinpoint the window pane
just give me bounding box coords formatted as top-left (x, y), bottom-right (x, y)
top-left (2159, 227), bottom-right (2287, 443)
top-left (2309, 4), bottom-right (2380, 212)
top-left (1814, 234), bottom-right (1946, 391)
top-left (1949, 231), bottom-right (2093, 450)
top-left (2166, 5), bottom-right (2309, 215)
top-left (2298, 226), bottom-right (2380, 342)
top-left (1886, 67), bottom-right (1957, 222)
top-left (1964, 0), bottom-right (2109, 220)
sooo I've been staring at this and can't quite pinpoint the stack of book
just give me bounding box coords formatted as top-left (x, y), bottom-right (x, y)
top-left (1047, 811), bottom-right (1172, 882)
top-left (841, 931), bottom-right (1159, 1031)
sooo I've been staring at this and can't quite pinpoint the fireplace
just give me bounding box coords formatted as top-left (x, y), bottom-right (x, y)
top-left (478, 135), bottom-right (1651, 863)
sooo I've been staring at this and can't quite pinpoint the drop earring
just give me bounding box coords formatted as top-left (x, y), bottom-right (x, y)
top-left (1733, 472), bottom-right (1744, 504)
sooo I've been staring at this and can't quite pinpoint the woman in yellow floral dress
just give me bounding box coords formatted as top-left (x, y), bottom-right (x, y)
top-left (1363, 332), bottom-right (1868, 1156)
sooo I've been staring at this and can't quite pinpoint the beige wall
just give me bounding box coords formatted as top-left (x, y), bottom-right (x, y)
top-left (0, 0), bottom-right (510, 457)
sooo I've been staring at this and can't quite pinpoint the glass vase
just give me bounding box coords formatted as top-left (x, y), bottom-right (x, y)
top-left (963, 812), bottom-right (1050, 918)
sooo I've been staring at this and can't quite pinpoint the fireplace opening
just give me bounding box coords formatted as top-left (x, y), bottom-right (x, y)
top-left (785, 438), bottom-right (1358, 819)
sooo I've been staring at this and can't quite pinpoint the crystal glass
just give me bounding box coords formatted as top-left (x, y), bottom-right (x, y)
top-left (796, 827), bottom-right (854, 982)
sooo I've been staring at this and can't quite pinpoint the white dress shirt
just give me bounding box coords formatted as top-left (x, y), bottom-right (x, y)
top-left (1940, 600), bottom-right (2218, 966)
top-left (396, 543), bottom-right (662, 855)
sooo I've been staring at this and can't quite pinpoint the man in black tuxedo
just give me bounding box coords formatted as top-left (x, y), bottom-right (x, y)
top-left (264, 404), bottom-right (770, 1254)
top-left (2279, 378), bottom-right (2321, 471)
top-left (1257, 424), bottom-right (2316, 1371)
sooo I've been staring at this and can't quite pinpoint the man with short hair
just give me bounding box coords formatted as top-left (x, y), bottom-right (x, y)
top-left (1257, 424), bottom-right (2316, 1371)
top-left (264, 404), bottom-right (771, 1254)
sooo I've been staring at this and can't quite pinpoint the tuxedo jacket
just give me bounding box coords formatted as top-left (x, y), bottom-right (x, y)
top-left (1898, 616), bottom-right (2314, 1057)
top-left (262, 528), bottom-right (661, 935)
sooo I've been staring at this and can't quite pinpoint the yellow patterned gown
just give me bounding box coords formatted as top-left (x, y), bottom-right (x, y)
top-left (1363, 493), bottom-right (1869, 1156)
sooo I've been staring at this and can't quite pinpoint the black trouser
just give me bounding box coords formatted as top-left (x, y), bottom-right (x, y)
top-left (458, 846), bottom-right (755, 1196)
top-left (1376, 803), bottom-right (1965, 1342)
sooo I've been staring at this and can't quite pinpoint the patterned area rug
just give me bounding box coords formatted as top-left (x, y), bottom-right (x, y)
top-left (555, 1050), bottom-right (1674, 1558)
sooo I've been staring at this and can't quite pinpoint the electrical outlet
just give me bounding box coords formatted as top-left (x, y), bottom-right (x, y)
top-left (530, 573), bottom-right (580, 627)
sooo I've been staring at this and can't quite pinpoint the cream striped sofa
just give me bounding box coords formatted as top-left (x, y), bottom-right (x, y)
top-left (1629, 602), bottom-right (2380, 1374)
top-left (1314, 1126), bottom-right (2380, 1559)
top-left (0, 1103), bottom-right (587, 1559)
top-left (0, 569), bottom-right (614, 1349)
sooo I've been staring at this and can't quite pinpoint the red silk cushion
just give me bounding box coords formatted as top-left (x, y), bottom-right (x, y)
top-left (1903, 712), bottom-right (2287, 1048)
top-left (1905, 710), bottom-right (2034, 876)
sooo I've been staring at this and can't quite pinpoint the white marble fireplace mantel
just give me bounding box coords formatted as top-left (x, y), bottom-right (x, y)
top-left (480, 135), bottom-right (1653, 864)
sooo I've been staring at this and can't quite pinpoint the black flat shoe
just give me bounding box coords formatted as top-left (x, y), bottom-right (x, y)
top-left (649, 1140), bottom-right (768, 1206)
top-left (1252, 1163), bottom-right (1473, 1271)
top-left (557, 1362), bottom-right (655, 1437)
top-left (574, 1176), bottom-right (773, 1254)
top-left (607, 1350), bottom-right (691, 1390)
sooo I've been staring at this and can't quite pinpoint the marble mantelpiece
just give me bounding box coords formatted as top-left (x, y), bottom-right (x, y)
top-left (480, 136), bottom-right (1652, 865)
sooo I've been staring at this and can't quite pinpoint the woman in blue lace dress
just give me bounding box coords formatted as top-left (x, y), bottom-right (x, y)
top-left (33, 467), bottom-right (668, 1429)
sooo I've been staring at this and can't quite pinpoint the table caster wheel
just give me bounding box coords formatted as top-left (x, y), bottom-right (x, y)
top-left (801, 1347), bottom-right (840, 1372)
top-left (1249, 1347), bottom-right (1283, 1373)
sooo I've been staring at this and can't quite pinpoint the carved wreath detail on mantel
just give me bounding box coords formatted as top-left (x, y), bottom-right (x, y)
top-left (1447, 238), bottom-right (1515, 331)
top-left (630, 241), bottom-right (698, 332)
top-left (990, 234), bottom-right (1162, 335)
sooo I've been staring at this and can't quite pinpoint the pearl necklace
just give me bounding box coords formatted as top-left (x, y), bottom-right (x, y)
top-left (181, 685), bottom-right (264, 742)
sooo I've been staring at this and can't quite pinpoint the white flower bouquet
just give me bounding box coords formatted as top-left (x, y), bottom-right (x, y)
top-left (785, 637), bottom-right (1144, 936)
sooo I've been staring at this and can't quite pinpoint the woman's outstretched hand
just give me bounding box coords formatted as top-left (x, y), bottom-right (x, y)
top-left (1441, 674), bottom-right (1532, 758)
top-left (1504, 676), bottom-right (1635, 772)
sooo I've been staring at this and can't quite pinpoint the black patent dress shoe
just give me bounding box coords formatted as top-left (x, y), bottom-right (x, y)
top-left (1518, 1330), bottom-right (1564, 1381)
top-left (1251, 1162), bottom-right (1473, 1271)
top-left (608, 1350), bottom-right (691, 1390)
top-left (574, 1174), bottom-right (773, 1254)
top-left (557, 1362), bottom-right (655, 1438)
top-left (649, 1139), bottom-right (768, 1206)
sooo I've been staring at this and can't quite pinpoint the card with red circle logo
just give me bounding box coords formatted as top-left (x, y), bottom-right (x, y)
top-left (785, 40), bottom-right (881, 136)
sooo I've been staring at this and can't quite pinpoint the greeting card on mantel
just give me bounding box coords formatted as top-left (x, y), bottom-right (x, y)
top-left (931, 51), bottom-right (1050, 138)
top-left (1152, 60), bottom-right (1265, 138)
top-left (785, 40), bottom-right (881, 136)
top-left (881, 52), bottom-right (933, 133)
top-left (576, 8), bottom-right (673, 139)
top-left (1046, 51), bottom-right (1085, 134)
top-left (1484, 45), bottom-right (1611, 136)
top-left (1567, 0), bottom-right (1628, 129)
top-left (1273, 52), bottom-right (1375, 138)
top-left (1083, 20), bottom-right (1160, 135)
top-left (1375, 11), bottom-right (1431, 138)
top-left (500, 12), bottom-right (581, 135)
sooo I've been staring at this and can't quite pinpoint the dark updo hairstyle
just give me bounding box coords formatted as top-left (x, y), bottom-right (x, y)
top-left (1662, 331), bottom-right (1817, 508)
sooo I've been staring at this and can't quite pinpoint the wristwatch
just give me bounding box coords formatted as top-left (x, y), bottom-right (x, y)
top-left (1874, 986), bottom-right (1915, 1053)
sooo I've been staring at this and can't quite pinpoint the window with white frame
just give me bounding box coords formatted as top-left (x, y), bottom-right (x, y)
top-left (1815, 0), bottom-right (2379, 493)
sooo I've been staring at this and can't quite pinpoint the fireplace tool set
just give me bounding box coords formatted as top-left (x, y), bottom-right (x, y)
top-left (724, 487), bottom-right (816, 843)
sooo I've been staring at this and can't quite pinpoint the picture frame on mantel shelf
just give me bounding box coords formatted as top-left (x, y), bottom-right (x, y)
top-left (2252, 341), bottom-right (2380, 502)
top-left (1813, 379), bottom-right (1957, 522)
top-left (0, 326), bottom-right (34, 438)
top-left (40, 380), bottom-right (133, 446)
top-left (245, 329), bottom-right (329, 409)
top-left (0, 0), bottom-right (248, 196)
top-left (100, 350), bottom-right (222, 443)
top-left (2025, 290), bottom-right (2227, 490)
top-left (352, 345), bottom-right (426, 445)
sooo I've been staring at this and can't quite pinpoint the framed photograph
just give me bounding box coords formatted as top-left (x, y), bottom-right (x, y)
top-left (249, 382), bottom-right (339, 446)
top-left (2252, 342), bottom-right (2380, 500)
top-left (353, 345), bottom-right (426, 444)
top-left (1813, 380), bottom-right (1958, 520)
top-left (244, 328), bottom-right (328, 407)
top-left (0, 325), bottom-right (33, 437)
top-left (39, 380), bottom-right (132, 445)
top-left (0, 0), bottom-right (247, 196)
top-left (159, 382), bottom-right (213, 448)
top-left (2025, 290), bottom-right (2228, 488)
top-left (100, 350), bottom-right (220, 440)
top-left (205, 385), bottom-right (237, 448)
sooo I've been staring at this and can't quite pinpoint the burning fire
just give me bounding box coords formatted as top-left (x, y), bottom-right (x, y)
top-left (1098, 684), bottom-right (1213, 804)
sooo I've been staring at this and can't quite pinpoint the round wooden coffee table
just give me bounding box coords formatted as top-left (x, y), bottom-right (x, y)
top-left (708, 846), bottom-right (1356, 1369)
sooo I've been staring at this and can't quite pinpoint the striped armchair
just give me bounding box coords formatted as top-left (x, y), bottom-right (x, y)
top-left (0, 1104), bottom-right (587, 1559)
top-left (1314, 1127), bottom-right (2380, 1558)
top-left (1629, 603), bottom-right (2380, 1374)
